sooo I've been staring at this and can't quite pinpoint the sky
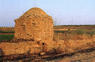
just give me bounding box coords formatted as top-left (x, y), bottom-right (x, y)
top-left (0, 0), bottom-right (95, 27)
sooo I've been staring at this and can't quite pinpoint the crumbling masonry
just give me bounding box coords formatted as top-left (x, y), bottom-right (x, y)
top-left (0, 7), bottom-right (95, 58)
top-left (0, 7), bottom-right (56, 56)
top-left (14, 7), bottom-right (54, 43)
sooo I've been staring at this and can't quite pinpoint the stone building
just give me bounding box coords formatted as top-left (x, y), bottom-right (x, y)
top-left (14, 7), bottom-right (54, 43)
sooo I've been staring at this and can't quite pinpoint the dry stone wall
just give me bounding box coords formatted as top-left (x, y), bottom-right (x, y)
top-left (14, 7), bottom-right (54, 43)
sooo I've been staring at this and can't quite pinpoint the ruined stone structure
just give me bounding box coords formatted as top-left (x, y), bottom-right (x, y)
top-left (0, 7), bottom-right (55, 56)
top-left (1, 7), bottom-right (95, 60)
top-left (14, 7), bottom-right (54, 43)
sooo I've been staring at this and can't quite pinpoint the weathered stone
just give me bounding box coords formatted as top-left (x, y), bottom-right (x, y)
top-left (0, 7), bottom-right (55, 56)
top-left (14, 7), bottom-right (54, 43)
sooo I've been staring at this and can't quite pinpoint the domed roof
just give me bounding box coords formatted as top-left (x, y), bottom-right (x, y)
top-left (22, 7), bottom-right (48, 17)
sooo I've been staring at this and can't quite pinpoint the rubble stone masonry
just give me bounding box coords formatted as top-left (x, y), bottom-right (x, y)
top-left (14, 7), bottom-right (54, 43)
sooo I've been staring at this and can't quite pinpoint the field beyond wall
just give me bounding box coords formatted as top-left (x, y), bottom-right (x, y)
top-left (0, 25), bottom-right (95, 41)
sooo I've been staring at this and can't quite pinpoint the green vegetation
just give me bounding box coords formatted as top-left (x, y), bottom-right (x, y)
top-left (0, 35), bottom-right (14, 41)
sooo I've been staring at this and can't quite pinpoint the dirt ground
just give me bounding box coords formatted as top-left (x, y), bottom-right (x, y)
top-left (46, 48), bottom-right (95, 62)
top-left (0, 33), bottom-right (13, 35)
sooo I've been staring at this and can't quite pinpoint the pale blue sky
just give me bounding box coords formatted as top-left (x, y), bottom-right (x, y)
top-left (0, 0), bottom-right (95, 27)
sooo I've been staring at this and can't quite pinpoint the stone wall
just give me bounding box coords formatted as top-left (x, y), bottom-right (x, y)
top-left (14, 7), bottom-right (54, 43)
